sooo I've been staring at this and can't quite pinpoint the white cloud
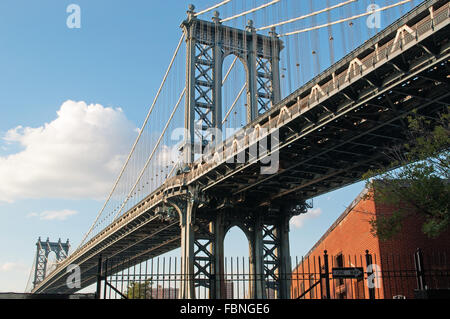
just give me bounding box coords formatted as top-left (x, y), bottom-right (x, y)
top-left (0, 100), bottom-right (137, 202)
top-left (27, 209), bottom-right (78, 221)
top-left (0, 262), bottom-right (27, 273)
top-left (290, 207), bottom-right (322, 229)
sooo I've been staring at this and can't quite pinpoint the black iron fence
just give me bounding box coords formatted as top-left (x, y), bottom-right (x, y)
top-left (95, 249), bottom-right (450, 299)
top-left (291, 249), bottom-right (450, 300)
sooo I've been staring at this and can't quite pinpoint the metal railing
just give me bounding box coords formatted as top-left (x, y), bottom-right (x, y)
top-left (96, 249), bottom-right (450, 299)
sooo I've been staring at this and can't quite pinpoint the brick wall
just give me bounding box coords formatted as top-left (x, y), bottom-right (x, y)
top-left (291, 185), bottom-right (450, 299)
top-left (375, 195), bottom-right (450, 299)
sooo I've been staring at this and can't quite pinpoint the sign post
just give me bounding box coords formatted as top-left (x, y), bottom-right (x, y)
top-left (332, 267), bottom-right (364, 279)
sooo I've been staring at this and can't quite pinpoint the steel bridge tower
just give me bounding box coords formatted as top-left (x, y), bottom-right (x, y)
top-left (182, 5), bottom-right (283, 163)
top-left (33, 237), bottom-right (70, 288)
top-left (174, 5), bottom-right (306, 299)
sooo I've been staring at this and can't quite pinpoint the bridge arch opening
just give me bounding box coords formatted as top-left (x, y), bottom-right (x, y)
top-left (221, 54), bottom-right (248, 141)
top-left (45, 251), bottom-right (58, 277)
top-left (223, 225), bottom-right (251, 299)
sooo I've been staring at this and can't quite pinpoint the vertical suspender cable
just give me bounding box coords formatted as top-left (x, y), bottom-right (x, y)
top-left (309, 0), bottom-right (320, 76)
top-left (77, 34), bottom-right (185, 250)
top-left (326, 0), bottom-right (335, 65)
top-left (113, 88), bottom-right (186, 221)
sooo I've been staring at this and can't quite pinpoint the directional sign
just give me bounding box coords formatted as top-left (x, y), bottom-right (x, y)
top-left (332, 267), bottom-right (364, 279)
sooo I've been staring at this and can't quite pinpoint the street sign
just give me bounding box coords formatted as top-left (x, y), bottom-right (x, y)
top-left (332, 267), bottom-right (364, 279)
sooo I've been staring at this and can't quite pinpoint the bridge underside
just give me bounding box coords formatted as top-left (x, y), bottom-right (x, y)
top-left (34, 0), bottom-right (450, 296)
top-left (194, 6), bottom-right (450, 208)
top-left (199, 45), bottom-right (450, 208)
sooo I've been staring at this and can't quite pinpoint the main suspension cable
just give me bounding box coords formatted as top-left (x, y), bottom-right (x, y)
top-left (195, 0), bottom-right (232, 17)
top-left (221, 0), bottom-right (280, 23)
top-left (279, 0), bottom-right (412, 37)
top-left (223, 84), bottom-right (246, 124)
top-left (257, 0), bottom-right (357, 31)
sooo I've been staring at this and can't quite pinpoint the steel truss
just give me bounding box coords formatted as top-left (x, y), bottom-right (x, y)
top-left (175, 195), bottom-right (309, 299)
top-left (33, 238), bottom-right (70, 288)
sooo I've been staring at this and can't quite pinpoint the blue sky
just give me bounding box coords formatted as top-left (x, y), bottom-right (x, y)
top-left (0, 0), bottom-right (419, 292)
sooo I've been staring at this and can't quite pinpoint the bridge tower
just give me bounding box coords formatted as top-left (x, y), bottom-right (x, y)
top-left (173, 5), bottom-right (304, 299)
top-left (181, 4), bottom-right (283, 163)
top-left (33, 237), bottom-right (70, 288)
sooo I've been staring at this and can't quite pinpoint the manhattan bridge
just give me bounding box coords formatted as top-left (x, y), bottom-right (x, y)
top-left (26, 0), bottom-right (449, 298)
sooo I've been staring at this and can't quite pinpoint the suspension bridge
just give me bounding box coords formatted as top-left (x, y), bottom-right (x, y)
top-left (27, 0), bottom-right (449, 298)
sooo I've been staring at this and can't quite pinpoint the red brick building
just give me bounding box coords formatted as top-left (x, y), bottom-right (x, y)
top-left (291, 185), bottom-right (450, 299)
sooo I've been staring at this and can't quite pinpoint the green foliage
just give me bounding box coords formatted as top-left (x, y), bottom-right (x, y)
top-left (126, 278), bottom-right (153, 299)
top-left (363, 110), bottom-right (450, 240)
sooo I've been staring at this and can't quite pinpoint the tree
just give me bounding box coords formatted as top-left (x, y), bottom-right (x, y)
top-left (126, 278), bottom-right (153, 299)
top-left (363, 110), bottom-right (449, 240)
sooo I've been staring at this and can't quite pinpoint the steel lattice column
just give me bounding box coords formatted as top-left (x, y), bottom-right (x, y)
top-left (174, 191), bottom-right (227, 299)
top-left (248, 209), bottom-right (294, 299)
top-left (179, 198), bottom-right (196, 298)
top-left (175, 194), bottom-right (305, 299)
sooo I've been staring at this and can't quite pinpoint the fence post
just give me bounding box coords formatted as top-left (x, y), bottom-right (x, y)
top-left (429, 7), bottom-right (434, 31)
top-left (323, 250), bottom-right (331, 299)
top-left (365, 250), bottom-right (375, 299)
top-left (318, 255), bottom-right (323, 299)
top-left (95, 255), bottom-right (102, 299)
top-left (210, 273), bottom-right (216, 299)
top-left (414, 248), bottom-right (426, 291)
top-left (103, 258), bottom-right (108, 299)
